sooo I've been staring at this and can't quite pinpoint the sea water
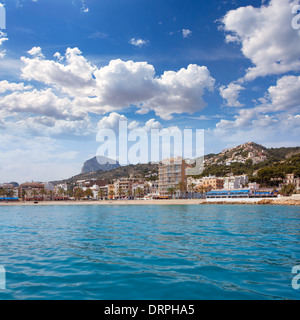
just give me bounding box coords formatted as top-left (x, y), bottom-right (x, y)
top-left (0, 204), bottom-right (299, 300)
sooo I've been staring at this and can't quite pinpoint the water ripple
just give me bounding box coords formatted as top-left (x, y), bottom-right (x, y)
top-left (0, 204), bottom-right (299, 300)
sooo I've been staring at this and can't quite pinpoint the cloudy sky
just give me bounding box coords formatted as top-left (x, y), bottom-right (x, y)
top-left (0, 0), bottom-right (299, 183)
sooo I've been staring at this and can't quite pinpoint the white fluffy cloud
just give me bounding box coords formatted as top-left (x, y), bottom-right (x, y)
top-left (0, 80), bottom-right (32, 93)
top-left (222, 0), bottom-right (300, 80)
top-left (148, 64), bottom-right (215, 119)
top-left (129, 38), bottom-right (149, 47)
top-left (219, 82), bottom-right (245, 107)
top-left (0, 88), bottom-right (85, 120)
top-left (214, 73), bottom-right (300, 143)
top-left (97, 112), bottom-right (132, 132)
top-left (19, 48), bottom-right (215, 120)
top-left (97, 112), bottom-right (163, 134)
top-left (27, 46), bottom-right (45, 59)
top-left (0, 31), bottom-right (8, 59)
top-left (267, 75), bottom-right (300, 111)
top-left (182, 29), bottom-right (192, 38)
top-left (21, 47), bottom-right (96, 97)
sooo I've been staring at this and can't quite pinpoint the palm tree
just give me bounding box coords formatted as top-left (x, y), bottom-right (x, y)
top-left (6, 190), bottom-right (13, 198)
top-left (198, 186), bottom-right (206, 198)
top-left (66, 188), bottom-right (73, 199)
top-left (57, 188), bottom-right (65, 197)
top-left (118, 186), bottom-right (123, 199)
top-left (32, 189), bottom-right (38, 200)
top-left (109, 189), bottom-right (115, 200)
top-left (135, 187), bottom-right (144, 199)
top-left (0, 188), bottom-right (5, 199)
top-left (176, 182), bottom-right (187, 199)
top-left (126, 189), bottom-right (132, 199)
top-left (85, 188), bottom-right (93, 200)
top-left (188, 183), bottom-right (196, 199)
top-left (22, 189), bottom-right (27, 201)
top-left (40, 188), bottom-right (46, 201)
top-left (74, 187), bottom-right (84, 200)
top-left (98, 189), bottom-right (105, 200)
top-left (166, 187), bottom-right (176, 199)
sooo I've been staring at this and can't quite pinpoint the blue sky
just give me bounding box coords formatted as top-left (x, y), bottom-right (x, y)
top-left (0, 0), bottom-right (299, 182)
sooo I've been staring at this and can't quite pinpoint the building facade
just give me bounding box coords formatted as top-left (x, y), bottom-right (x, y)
top-left (158, 157), bottom-right (187, 198)
top-left (19, 182), bottom-right (45, 201)
top-left (284, 173), bottom-right (300, 190)
top-left (200, 176), bottom-right (224, 191)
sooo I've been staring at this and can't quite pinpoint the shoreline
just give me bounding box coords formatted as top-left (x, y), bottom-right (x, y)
top-left (0, 197), bottom-right (299, 206)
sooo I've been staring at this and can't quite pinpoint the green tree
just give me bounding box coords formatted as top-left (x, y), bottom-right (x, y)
top-left (98, 189), bottom-right (105, 200)
top-left (22, 189), bottom-right (27, 201)
top-left (118, 186), bottom-right (124, 199)
top-left (85, 188), bottom-right (93, 200)
top-left (188, 183), bottom-right (196, 198)
top-left (166, 187), bottom-right (176, 199)
top-left (135, 187), bottom-right (144, 199)
top-left (74, 187), bottom-right (84, 200)
top-left (280, 184), bottom-right (296, 196)
top-left (109, 189), bottom-right (115, 199)
top-left (176, 182), bottom-right (187, 199)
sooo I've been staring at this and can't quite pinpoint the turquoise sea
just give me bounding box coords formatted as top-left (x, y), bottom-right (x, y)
top-left (0, 204), bottom-right (299, 300)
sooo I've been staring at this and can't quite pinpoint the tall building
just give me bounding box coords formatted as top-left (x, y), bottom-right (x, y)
top-left (158, 157), bottom-right (187, 198)
top-left (114, 179), bottom-right (134, 199)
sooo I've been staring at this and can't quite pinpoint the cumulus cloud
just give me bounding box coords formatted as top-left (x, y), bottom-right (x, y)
top-left (0, 80), bottom-right (32, 93)
top-left (20, 49), bottom-right (215, 120)
top-left (219, 82), bottom-right (245, 107)
top-left (222, 0), bottom-right (300, 80)
top-left (149, 64), bottom-right (215, 119)
top-left (0, 31), bottom-right (8, 59)
top-left (214, 73), bottom-right (300, 143)
top-left (129, 38), bottom-right (149, 47)
top-left (267, 75), bottom-right (300, 111)
top-left (97, 112), bottom-right (163, 134)
top-left (0, 36), bottom-right (7, 46)
top-left (27, 46), bottom-right (45, 59)
top-left (21, 47), bottom-right (96, 97)
top-left (97, 112), bottom-right (132, 132)
top-left (182, 29), bottom-right (192, 38)
top-left (0, 46), bottom-right (215, 146)
top-left (14, 116), bottom-right (93, 137)
top-left (213, 110), bottom-right (300, 145)
top-left (0, 88), bottom-right (85, 120)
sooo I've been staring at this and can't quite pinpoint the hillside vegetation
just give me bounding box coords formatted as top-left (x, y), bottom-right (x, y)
top-left (52, 142), bottom-right (300, 187)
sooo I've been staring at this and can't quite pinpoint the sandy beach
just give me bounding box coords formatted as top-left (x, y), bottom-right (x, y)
top-left (0, 199), bottom-right (205, 206)
top-left (0, 196), bottom-right (299, 206)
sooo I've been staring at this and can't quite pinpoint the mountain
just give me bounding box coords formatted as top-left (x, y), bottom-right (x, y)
top-left (200, 142), bottom-right (300, 179)
top-left (81, 156), bottom-right (120, 174)
top-left (51, 162), bottom-right (159, 186)
top-left (204, 142), bottom-right (300, 166)
top-left (52, 142), bottom-right (299, 185)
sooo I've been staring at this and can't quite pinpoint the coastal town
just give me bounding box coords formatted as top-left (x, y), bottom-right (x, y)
top-left (0, 155), bottom-right (299, 204)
